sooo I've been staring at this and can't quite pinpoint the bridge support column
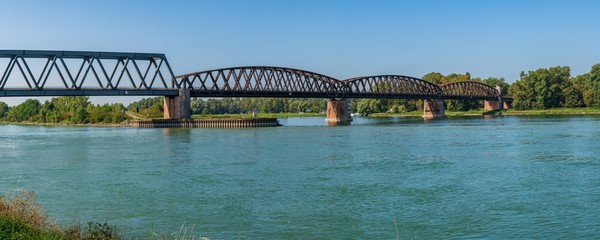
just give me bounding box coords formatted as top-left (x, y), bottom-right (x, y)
top-left (484, 85), bottom-right (504, 111)
top-left (326, 98), bottom-right (352, 125)
top-left (163, 88), bottom-right (191, 119)
top-left (484, 100), bottom-right (502, 111)
top-left (423, 100), bottom-right (445, 119)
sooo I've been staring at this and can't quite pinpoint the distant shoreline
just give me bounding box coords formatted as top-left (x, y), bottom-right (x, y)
top-left (369, 107), bottom-right (600, 117)
top-left (3, 108), bottom-right (600, 127)
top-left (0, 121), bottom-right (130, 127)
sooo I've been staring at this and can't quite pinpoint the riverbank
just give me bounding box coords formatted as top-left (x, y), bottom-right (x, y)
top-left (369, 107), bottom-right (600, 117)
top-left (4, 108), bottom-right (600, 128)
top-left (0, 121), bottom-right (130, 127)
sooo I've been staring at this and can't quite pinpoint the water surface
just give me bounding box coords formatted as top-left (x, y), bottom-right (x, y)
top-left (2, 115), bottom-right (600, 238)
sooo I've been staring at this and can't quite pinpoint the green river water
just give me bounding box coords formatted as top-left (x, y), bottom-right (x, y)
top-left (1, 115), bottom-right (600, 238)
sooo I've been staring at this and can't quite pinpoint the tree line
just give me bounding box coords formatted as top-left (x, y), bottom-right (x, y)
top-left (127, 97), bottom-right (329, 117)
top-left (0, 96), bottom-right (129, 124)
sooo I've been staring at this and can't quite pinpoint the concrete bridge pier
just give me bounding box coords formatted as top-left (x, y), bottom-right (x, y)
top-left (325, 98), bottom-right (352, 125)
top-left (163, 88), bottom-right (191, 119)
top-left (423, 99), bottom-right (445, 119)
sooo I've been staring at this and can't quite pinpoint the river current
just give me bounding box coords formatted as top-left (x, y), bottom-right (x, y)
top-left (2, 116), bottom-right (600, 238)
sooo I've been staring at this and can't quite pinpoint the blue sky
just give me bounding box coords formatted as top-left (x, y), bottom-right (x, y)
top-left (2, 0), bottom-right (600, 104)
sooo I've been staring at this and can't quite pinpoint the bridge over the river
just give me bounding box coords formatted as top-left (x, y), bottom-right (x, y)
top-left (0, 50), bottom-right (510, 122)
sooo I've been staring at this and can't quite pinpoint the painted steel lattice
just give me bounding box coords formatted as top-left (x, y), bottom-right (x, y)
top-left (0, 50), bottom-right (177, 96)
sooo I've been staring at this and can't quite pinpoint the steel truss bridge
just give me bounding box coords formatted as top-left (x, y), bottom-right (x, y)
top-left (0, 50), bottom-right (503, 101)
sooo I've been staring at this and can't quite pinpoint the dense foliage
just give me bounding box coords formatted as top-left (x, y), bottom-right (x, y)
top-left (127, 97), bottom-right (164, 118)
top-left (509, 64), bottom-right (600, 110)
top-left (191, 98), bottom-right (327, 115)
top-left (0, 96), bottom-right (129, 124)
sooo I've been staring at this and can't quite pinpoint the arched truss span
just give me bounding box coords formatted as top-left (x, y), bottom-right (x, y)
top-left (342, 75), bottom-right (442, 99)
top-left (439, 81), bottom-right (499, 100)
top-left (176, 66), bottom-right (345, 98)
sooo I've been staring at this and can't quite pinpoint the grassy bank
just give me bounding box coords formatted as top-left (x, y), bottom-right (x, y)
top-left (0, 191), bottom-right (199, 240)
top-left (501, 107), bottom-right (600, 115)
top-left (370, 110), bottom-right (484, 117)
top-left (0, 121), bottom-right (131, 128)
top-left (368, 107), bottom-right (600, 117)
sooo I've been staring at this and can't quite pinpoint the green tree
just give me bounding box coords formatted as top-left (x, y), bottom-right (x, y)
top-left (589, 64), bottom-right (600, 107)
top-left (0, 101), bottom-right (8, 119)
top-left (356, 99), bottom-right (384, 116)
top-left (562, 82), bottom-right (584, 108)
top-left (421, 72), bottom-right (444, 84)
top-left (9, 99), bottom-right (41, 122)
top-left (509, 66), bottom-right (570, 109)
top-left (482, 77), bottom-right (510, 96)
top-left (422, 72), bottom-right (483, 111)
top-left (571, 73), bottom-right (595, 107)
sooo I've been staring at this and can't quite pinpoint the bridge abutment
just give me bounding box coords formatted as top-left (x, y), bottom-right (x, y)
top-left (326, 98), bottom-right (352, 125)
top-left (423, 100), bottom-right (445, 119)
top-left (163, 88), bottom-right (191, 119)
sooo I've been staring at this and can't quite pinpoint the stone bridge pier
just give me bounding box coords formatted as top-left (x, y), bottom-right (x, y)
top-left (484, 85), bottom-right (504, 111)
top-left (423, 99), bottom-right (445, 119)
top-left (163, 88), bottom-right (191, 119)
top-left (326, 98), bottom-right (352, 125)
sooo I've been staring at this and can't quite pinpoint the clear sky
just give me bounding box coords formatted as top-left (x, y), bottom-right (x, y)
top-left (2, 0), bottom-right (600, 105)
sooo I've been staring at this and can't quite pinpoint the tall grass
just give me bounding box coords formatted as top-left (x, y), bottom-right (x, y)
top-left (0, 191), bottom-right (208, 239)
top-left (0, 191), bottom-right (126, 239)
top-left (0, 191), bottom-right (67, 239)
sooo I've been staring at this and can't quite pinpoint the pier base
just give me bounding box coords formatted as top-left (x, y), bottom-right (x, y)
top-left (423, 100), bottom-right (445, 119)
top-left (164, 88), bottom-right (191, 119)
top-left (326, 98), bottom-right (352, 125)
top-left (484, 100), bottom-right (503, 111)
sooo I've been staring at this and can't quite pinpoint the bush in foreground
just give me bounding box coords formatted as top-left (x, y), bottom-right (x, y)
top-left (0, 191), bottom-right (121, 240)
top-left (1, 191), bottom-right (204, 240)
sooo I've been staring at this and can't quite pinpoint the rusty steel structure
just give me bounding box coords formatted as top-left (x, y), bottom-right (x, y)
top-left (0, 50), bottom-right (177, 96)
top-left (176, 66), bottom-right (345, 98)
top-left (439, 81), bottom-right (499, 100)
top-left (342, 75), bottom-right (441, 99)
top-left (176, 66), bottom-right (502, 100)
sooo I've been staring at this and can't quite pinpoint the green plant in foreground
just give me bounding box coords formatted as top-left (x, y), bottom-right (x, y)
top-left (0, 191), bottom-right (66, 239)
top-left (0, 191), bottom-right (123, 240)
top-left (1, 191), bottom-right (209, 240)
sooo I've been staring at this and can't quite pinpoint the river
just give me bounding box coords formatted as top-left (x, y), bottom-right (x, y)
top-left (2, 115), bottom-right (600, 238)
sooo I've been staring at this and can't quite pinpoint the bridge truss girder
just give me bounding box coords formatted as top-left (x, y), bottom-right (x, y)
top-left (342, 75), bottom-right (442, 99)
top-left (177, 66), bottom-right (346, 98)
top-left (0, 50), bottom-right (177, 96)
top-left (439, 81), bottom-right (499, 101)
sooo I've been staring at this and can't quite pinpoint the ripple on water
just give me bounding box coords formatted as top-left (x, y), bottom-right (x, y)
top-left (3, 117), bottom-right (600, 238)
